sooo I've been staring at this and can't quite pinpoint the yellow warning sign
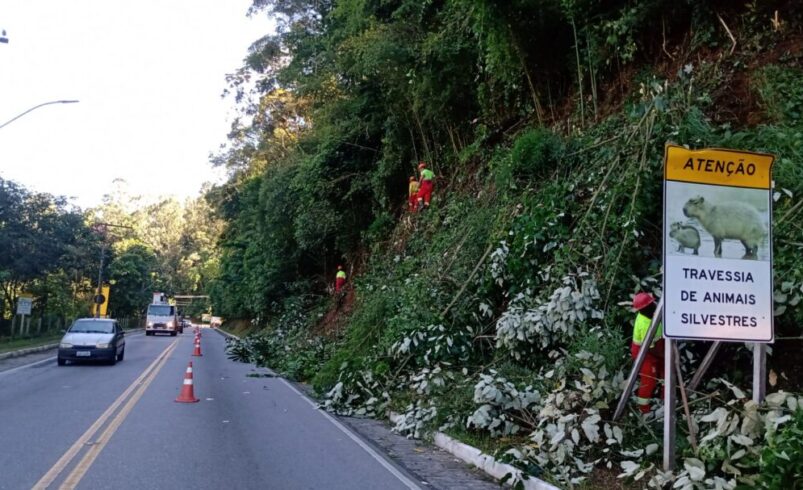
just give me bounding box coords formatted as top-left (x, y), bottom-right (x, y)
top-left (99, 284), bottom-right (110, 317)
top-left (664, 145), bottom-right (774, 189)
top-left (92, 285), bottom-right (111, 317)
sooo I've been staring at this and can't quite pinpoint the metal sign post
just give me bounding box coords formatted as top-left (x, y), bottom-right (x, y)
top-left (663, 338), bottom-right (677, 470)
top-left (753, 343), bottom-right (766, 403)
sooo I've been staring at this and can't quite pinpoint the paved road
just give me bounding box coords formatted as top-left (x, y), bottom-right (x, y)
top-left (0, 330), bottom-right (421, 489)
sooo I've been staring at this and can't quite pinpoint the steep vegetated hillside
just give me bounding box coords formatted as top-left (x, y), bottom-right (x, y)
top-left (214, 1), bottom-right (803, 487)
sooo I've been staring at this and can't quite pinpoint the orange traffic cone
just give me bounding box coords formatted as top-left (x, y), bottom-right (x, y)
top-left (175, 362), bottom-right (199, 403)
top-left (192, 337), bottom-right (202, 357)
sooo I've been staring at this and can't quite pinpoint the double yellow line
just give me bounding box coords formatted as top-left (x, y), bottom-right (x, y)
top-left (33, 339), bottom-right (179, 490)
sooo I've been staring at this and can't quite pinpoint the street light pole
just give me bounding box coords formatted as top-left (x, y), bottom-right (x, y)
top-left (0, 100), bottom-right (79, 130)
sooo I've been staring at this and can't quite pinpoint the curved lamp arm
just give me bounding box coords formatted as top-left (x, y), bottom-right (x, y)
top-left (0, 99), bottom-right (79, 130)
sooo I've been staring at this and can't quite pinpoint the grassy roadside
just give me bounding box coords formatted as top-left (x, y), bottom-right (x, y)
top-left (218, 319), bottom-right (256, 339)
top-left (0, 334), bottom-right (63, 354)
top-left (0, 324), bottom-right (143, 355)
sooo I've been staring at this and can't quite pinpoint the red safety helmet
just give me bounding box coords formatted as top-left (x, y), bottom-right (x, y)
top-left (418, 162), bottom-right (427, 169)
top-left (632, 292), bottom-right (655, 311)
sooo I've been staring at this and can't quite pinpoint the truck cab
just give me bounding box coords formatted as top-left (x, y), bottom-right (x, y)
top-left (145, 293), bottom-right (182, 336)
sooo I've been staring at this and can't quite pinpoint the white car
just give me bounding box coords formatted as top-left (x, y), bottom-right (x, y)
top-left (57, 318), bottom-right (126, 366)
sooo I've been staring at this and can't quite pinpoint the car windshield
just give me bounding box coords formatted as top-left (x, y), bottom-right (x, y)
top-left (148, 305), bottom-right (173, 316)
top-left (69, 320), bottom-right (114, 334)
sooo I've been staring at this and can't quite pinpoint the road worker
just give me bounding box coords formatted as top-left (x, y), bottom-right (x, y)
top-left (408, 176), bottom-right (419, 212)
top-left (630, 292), bottom-right (664, 414)
top-left (416, 162), bottom-right (435, 211)
top-left (335, 265), bottom-right (347, 292)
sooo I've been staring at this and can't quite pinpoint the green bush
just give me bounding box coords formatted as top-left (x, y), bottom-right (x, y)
top-left (494, 128), bottom-right (564, 189)
top-left (511, 129), bottom-right (563, 175)
top-left (758, 409), bottom-right (803, 488)
top-left (756, 65), bottom-right (803, 125)
top-left (364, 211), bottom-right (395, 244)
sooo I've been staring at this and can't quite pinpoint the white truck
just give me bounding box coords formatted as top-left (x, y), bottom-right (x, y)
top-left (145, 293), bottom-right (183, 336)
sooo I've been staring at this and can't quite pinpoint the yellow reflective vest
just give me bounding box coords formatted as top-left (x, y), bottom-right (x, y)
top-left (632, 312), bottom-right (662, 346)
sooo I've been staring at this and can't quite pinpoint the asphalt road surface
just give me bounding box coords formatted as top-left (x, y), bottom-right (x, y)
top-left (0, 329), bottom-right (421, 490)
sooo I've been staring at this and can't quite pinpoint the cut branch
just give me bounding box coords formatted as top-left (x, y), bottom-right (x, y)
top-left (440, 242), bottom-right (494, 318)
top-left (662, 18), bottom-right (675, 60)
top-left (717, 13), bottom-right (737, 55)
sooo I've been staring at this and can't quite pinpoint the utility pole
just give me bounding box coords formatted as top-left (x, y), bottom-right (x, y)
top-left (92, 222), bottom-right (134, 318)
top-left (94, 239), bottom-right (107, 318)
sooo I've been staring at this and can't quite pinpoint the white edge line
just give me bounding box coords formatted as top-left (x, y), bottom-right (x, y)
top-left (0, 356), bottom-right (57, 377)
top-left (215, 328), bottom-right (422, 489)
top-left (0, 332), bottom-right (145, 378)
top-left (278, 378), bottom-right (423, 490)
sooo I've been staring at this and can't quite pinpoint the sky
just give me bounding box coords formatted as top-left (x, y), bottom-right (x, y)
top-left (0, 0), bottom-right (274, 209)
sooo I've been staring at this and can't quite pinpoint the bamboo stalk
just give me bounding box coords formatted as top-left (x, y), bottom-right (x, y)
top-left (440, 242), bottom-right (494, 318)
top-left (662, 18), bottom-right (675, 60)
top-left (585, 33), bottom-right (598, 120)
top-left (571, 18), bottom-right (585, 129)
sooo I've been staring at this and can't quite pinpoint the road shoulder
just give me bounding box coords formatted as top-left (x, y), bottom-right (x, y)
top-left (341, 416), bottom-right (500, 490)
top-left (215, 327), bottom-right (500, 490)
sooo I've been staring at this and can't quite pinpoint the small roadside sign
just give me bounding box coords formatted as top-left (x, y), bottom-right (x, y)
top-left (16, 296), bottom-right (32, 315)
top-left (663, 144), bottom-right (775, 342)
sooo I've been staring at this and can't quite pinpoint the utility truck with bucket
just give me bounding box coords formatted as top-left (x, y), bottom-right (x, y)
top-left (145, 292), bottom-right (182, 336)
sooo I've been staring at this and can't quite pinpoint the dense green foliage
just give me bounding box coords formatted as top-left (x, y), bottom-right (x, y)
top-left (95, 182), bottom-right (222, 318)
top-left (216, 1), bottom-right (803, 487)
top-left (758, 408), bottom-right (803, 488)
top-left (0, 177), bottom-right (221, 337)
top-left (0, 178), bottom-right (99, 331)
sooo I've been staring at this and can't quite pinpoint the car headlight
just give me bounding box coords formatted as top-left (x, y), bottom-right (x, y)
top-left (167, 321), bottom-right (174, 328)
top-left (147, 322), bottom-right (153, 327)
top-left (96, 342), bottom-right (111, 349)
top-left (60, 342), bottom-right (73, 349)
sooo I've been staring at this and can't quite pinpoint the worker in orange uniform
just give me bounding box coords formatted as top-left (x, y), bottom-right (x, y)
top-left (416, 162), bottom-right (435, 211)
top-left (630, 292), bottom-right (664, 414)
top-left (408, 176), bottom-right (419, 212)
top-left (335, 265), bottom-right (347, 292)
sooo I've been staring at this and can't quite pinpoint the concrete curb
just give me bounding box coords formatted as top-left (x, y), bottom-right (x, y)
top-left (0, 343), bottom-right (59, 360)
top-left (388, 413), bottom-right (560, 490)
top-left (213, 327), bottom-right (239, 340)
top-left (0, 327), bottom-right (144, 361)
top-left (216, 327), bottom-right (559, 490)
top-left (433, 433), bottom-right (559, 490)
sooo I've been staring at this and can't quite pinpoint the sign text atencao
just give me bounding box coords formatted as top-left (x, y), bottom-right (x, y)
top-left (663, 145), bottom-right (775, 342)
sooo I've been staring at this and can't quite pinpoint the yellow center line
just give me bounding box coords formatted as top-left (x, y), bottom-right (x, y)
top-left (59, 340), bottom-right (177, 489)
top-left (32, 339), bottom-right (179, 490)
